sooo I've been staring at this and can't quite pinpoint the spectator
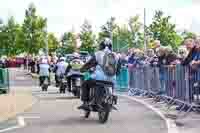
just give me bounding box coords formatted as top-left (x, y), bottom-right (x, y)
top-left (156, 46), bottom-right (178, 94)
top-left (180, 38), bottom-right (200, 110)
top-left (178, 46), bottom-right (188, 62)
top-left (165, 46), bottom-right (179, 65)
top-left (189, 38), bottom-right (200, 71)
top-left (120, 52), bottom-right (128, 67)
top-left (30, 58), bottom-right (36, 73)
top-left (145, 49), bottom-right (158, 67)
top-left (128, 48), bottom-right (136, 69)
top-left (156, 46), bottom-right (178, 66)
top-left (181, 39), bottom-right (198, 103)
top-left (152, 40), bottom-right (161, 53)
top-left (134, 49), bottom-right (146, 68)
top-left (128, 48), bottom-right (137, 89)
top-left (182, 38), bottom-right (197, 66)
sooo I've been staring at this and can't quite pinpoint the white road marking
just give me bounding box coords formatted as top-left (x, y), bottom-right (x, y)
top-left (17, 116), bottom-right (26, 127)
top-left (23, 116), bottom-right (40, 119)
top-left (0, 97), bottom-right (39, 133)
top-left (15, 77), bottom-right (26, 80)
top-left (0, 116), bottom-right (40, 133)
top-left (0, 126), bottom-right (21, 133)
top-left (119, 94), bottom-right (179, 133)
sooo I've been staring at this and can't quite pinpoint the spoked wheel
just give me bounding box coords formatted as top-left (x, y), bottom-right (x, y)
top-left (60, 84), bottom-right (66, 93)
top-left (84, 111), bottom-right (91, 118)
top-left (72, 87), bottom-right (79, 97)
top-left (42, 86), bottom-right (45, 91)
top-left (98, 104), bottom-right (111, 123)
top-left (98, 110), bottom-right (110, 123)
top-left (76, 87), bottom-right (81, 98)
top-left (72, 89), bottom-right (77, 96)
top-left (42, 85), bottom-right (48, 91)
top-left (45, 85), bottom-right (48, 91)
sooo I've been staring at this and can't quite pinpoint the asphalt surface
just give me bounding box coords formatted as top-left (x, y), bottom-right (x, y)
top-left (0, 68), bottom-right (168, 133)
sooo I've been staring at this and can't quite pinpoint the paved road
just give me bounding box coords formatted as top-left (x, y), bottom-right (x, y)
top-left (1, 68), bottom-right (168, 133)
top-left (9, 68), bottom-right (38, 87)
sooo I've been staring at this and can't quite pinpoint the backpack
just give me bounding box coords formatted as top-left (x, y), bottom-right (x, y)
top-left (102, 52), bottom-right (117, 76)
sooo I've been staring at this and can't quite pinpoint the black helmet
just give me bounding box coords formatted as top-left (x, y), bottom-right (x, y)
top-left (99, 38), bottom-right (112, 50)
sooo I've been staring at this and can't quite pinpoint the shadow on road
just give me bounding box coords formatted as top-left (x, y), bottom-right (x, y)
top-left (33, 116), bottom-right (100, 127)
top-left (38, 96), bottom-right (79, 101)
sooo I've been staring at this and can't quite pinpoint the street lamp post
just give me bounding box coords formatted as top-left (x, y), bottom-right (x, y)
top-left (0, 18), bottom-right (2, 25)
top-left (0, 19), bottom-right (3, 57)
top-left (144, 8), bottom-right (147, 52)
top-left (44, 18), bottom-right (48, 57)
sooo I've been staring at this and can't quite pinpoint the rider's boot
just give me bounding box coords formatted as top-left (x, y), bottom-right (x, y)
top-left (77, 102), bottom-right (90, 111)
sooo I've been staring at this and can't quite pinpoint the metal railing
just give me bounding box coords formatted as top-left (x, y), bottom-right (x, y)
top-left (116, 64), bottom-right (200, 119)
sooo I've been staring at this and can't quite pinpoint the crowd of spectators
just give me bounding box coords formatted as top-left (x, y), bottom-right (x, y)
top-left (115, 38), bottom-right (200, 97)
top-left (116, 39), bottom-right (199, 71)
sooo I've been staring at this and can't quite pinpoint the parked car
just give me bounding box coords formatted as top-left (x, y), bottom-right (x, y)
top-left (15, 57), bottom-right (24, 67)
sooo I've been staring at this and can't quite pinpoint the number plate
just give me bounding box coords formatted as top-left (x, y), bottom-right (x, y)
top-left (76, 79), bottom-right (81, 86)
top-left (108, 87), bottom-right (113, 94)
top-left (44, 79), bottom-right (48, 84)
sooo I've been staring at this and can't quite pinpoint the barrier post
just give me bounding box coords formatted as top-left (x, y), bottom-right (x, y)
top-left (0, 68), bottom-right (9, 94)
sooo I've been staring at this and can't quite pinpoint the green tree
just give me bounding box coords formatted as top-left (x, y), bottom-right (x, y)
top-left (148, 11), bottom-right (183, 50)
top-left (113, 24), bottom-right (131, 52)
top-left (128, 15), bottom-right (144, 48)
top-left (60, 32), bottom-right (76, 54)
top-left (181, 30), bottom-right (197, 40)
top-left (48, 33), bottom-right (59, 53)
top-left (98, 17), bottom-right (117, 42)
top-left (0, 16), bottom-right (22, 56)
top-left (22, 3), bottom-right (47, 55)
top-left (80, 20), bottom-right (96, 53)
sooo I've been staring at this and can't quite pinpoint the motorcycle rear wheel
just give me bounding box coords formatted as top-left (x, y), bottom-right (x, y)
top-left (84, 111), bottom-right (91, 118)
top-left (98, 104), bottom-right (111, 123)
top-left (42, 84), bottom-right (48, 91)
top-left (60, 84), bottom-right (66, 93)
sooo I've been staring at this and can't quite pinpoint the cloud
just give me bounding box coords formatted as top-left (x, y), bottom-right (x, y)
top-left (192, 0), bottom-right (200, 4)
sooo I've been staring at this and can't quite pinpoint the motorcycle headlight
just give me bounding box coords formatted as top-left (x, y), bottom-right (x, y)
top-left (44, 79), bottom-right (48, 84)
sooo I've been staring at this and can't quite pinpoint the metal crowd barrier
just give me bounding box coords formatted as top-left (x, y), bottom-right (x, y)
top-left (115, 64), bottom-right (200, 119)
top-left (0, 68), bottom-right (9, 94)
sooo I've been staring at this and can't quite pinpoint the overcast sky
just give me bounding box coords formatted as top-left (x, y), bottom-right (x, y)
top-left (0, 0), bottom-right (199, 37)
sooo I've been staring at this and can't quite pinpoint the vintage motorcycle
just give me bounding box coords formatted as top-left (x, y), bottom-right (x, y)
top-left (81, 78), bottom-right (118, 123)
top-left (67, 59), bottom-right (84, 97)
top-left (40, 76), bottom-right (49, 91)
top-left (57, 75), bottom-right (67, 93)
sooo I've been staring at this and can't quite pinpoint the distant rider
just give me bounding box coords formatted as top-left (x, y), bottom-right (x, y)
top-left (38, 57), bottom-right (50, 86)
top-left (65, 53), bottom-right (84, 92)
top-left (55, 57), bottom-right (68, 87)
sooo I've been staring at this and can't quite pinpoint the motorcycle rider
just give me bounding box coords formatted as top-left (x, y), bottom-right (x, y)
top-left (38, 57), bottom-right (50, 86)
top-left (78, 38), bottom-right (121, 110)
top-left (55, 57), bottom-right (68, 87)
top-left (65, 53), bottom-right (84, 92)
